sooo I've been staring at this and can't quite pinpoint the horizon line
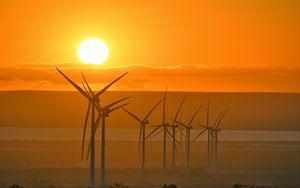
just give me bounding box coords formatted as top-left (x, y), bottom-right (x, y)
top-left (1, 89), bottom-right (300, 94)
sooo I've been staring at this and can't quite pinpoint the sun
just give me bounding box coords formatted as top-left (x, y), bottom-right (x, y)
top-left (78, 38), bottom-right (109, 65)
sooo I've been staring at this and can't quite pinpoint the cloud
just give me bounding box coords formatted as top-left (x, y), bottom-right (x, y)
top-left (0, 63), bottom-right (300, 92)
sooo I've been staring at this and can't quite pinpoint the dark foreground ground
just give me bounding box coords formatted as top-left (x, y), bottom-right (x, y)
top-left (0, 141), bottom-right (299, 188)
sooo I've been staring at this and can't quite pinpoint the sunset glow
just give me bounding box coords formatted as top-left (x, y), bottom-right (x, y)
top-left (0, 0), bottom-right (299, 92)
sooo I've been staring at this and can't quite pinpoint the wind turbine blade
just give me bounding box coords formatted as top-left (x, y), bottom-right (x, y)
top-left (95, 72), bottom-right (128, 98)
top-left (166, 128), bottom-right (173, 139)
top-left (215, 108), bottom-right (229, 129)
top-left (143, 99), bottom-right (163, 121)
top-left (206, 99), bottom-right (210, 126)
top-left (102, 97), bottom-right (131, 110)
top-left (171, 129), bottom-right (180, 144)
top-left (175, 120), bottom-right (188, 128)
top-left (187, 105), bottom-right (203, 127)
top-left (212, 115), bottom-right (220, 129)
top-left (148, 127), bottom-right (163, 140)
top-left (86, 137), bottom-right (91, 160)
top-left (191, 129), bottom-right (207, 144)
top-left (199, 124), bottom-right (210, 129)
top-left (145, 125), bottom-right (163, 140)
top-left (181, 129), bottom-right (186, 139)
top-left (109, 102), bottom-right (130, 113)
top-left (212, 109), bottom-right (226, 128)
top-left (82, 82), bottom-right (92, 98)
top-left (86, 111), bottom-right (102, 160)
top-left (86, 113), bottom-right (102, 160)
top-left (56, 68), bottom-right (90, 99)
top-left (172, 96), bottom-right (187, 126)
top-left (166, 132), bottom-right (178, 144)
top-left (138, 126), bottom-right (142, 160)
top-left (93, 110), bottom-right (102, 134)
top-left (152, 124), bottom-right (163, 127)
top-left (162, 88), bottom-right (167, 124)
top-left (166, 128), bottom-right (180, 144)
top-left (166, 130), bottom-right (172, 142)
top-left (122, 107), bottom-right (142, 122)
top-left (94, 101), bottom-right (101, 113)
top-left (166, 133), bottom-right (172, 142)
top-left (81, 72), bottom-right (95, 97)
top-left (81, 102), bottom-right (91, 160)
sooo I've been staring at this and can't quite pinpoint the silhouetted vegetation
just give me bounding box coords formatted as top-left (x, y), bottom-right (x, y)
top-left (162, 184), bottom-right (177, 188)
top-left (8, 184), bottom-right (24, 188)
top-left (233, 184), bottom-right (278, 188)
top-left (109, 182), bottom-right (129, 188)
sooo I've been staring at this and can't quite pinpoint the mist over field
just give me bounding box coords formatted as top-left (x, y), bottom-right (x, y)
top-left (1, 140), bottom-right (300, 188)
top-left (1, 91), bottom-right (300, 187)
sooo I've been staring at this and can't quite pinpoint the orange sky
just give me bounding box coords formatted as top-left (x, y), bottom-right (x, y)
top-left (0, 0), bottom-right (299, 92)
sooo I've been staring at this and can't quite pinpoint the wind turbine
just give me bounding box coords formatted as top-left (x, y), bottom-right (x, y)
top-left (176, 110), bottom-right (185, 165)
top-left (122, 99), bottom-right (162, 178)
top-left (84, 97), bottom-right (130, 188)
top-left (194, 100), bottom-right (214, 169)
top-left (177, 125), bottom-right (185, 164)
top-left (192, 100), bottom-right (228, 170)
top-left (162, 89), bottom-right (168, 177)
top-left (82, 78), bottom-right (130, 188)
top-left (175, 105), bottom-right (202, 175)
top-left (97, 97), bottom-right (130, 188)
top-left (145, 88), bottom-right (170, 177)
top-left (210, 108), bottom-right (228, 168)
top-left (56, 68), bottom-right (127, 188)
top-left (170, 96), bottom-right (186, 178)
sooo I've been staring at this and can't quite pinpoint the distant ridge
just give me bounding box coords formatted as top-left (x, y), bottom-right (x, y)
top-left (0, 91), bottom-right (300, 131)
